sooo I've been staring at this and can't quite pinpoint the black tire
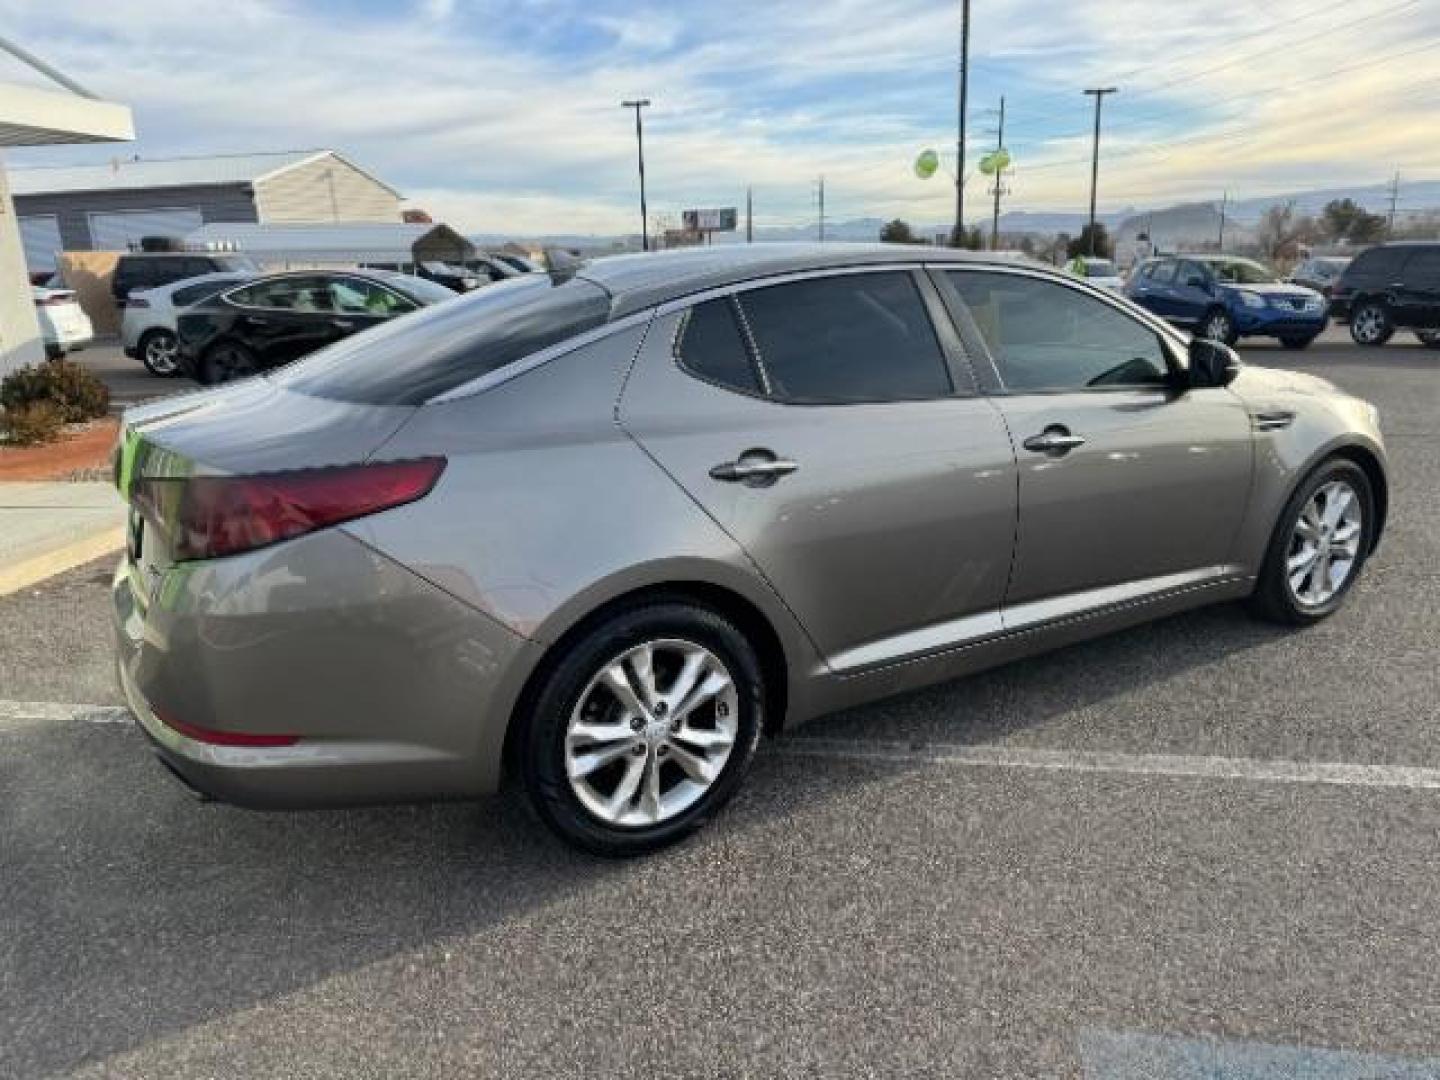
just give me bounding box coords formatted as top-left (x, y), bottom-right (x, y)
top-left (517, 601), bottom-right (765, 856)
top-left (1348, 300), bottom-right (1394, 346)
top-left (1416, 331), bottom-right (1440, 350)
top-left (1248, 457), bottom-right (1375, 626)
top-left (138, 329), bottom-right (182, 377)
top-left (199, 341), bottom-right (258, 385)
top-left (1198, 307), bottom-right (1238, 345)
top-left (1280, 334), bottom-right (1319, 350)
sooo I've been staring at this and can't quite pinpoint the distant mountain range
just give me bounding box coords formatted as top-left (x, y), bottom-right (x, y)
top-left (472, 179), bottom-right (1440, 252)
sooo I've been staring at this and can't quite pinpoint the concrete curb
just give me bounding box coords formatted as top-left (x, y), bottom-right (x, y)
top-left (0, 523), bottom-right (124, 597)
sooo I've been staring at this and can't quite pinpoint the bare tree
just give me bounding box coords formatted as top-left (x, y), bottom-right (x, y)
top-left (1256, 201), bottom-right (1319, 263)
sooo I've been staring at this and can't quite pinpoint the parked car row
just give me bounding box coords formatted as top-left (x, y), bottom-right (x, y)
top-left (33, 284), bottom-right (94, 358)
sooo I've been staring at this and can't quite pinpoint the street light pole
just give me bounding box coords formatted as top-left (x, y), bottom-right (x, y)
top-left (954, 0), bottom-right (971, 246)
top-left (1083, 86), bottom-right (1117, 257)
top-left (621, 99), bottom-right (651, 252)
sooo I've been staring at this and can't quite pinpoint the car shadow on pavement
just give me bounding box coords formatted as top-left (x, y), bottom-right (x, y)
top-left (0, 594), bottom-right (1304, 1076)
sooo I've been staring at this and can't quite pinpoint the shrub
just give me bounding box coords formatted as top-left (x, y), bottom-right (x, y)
top-left (0, 400), bottom-right (65, 445)
top-left (0, 358), bottom-right (109, 423)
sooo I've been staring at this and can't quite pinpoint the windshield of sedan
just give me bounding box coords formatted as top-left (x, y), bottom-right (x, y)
top-left (1203, 258), bottom-right (1277, 285)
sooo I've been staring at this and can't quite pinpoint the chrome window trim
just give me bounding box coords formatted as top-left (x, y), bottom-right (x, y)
top-left (653, 262), bottom-right (932, 317)
top-left (426, 308), bottom-right (655, 404)
top-left (830, 564), bottom-right (1248, 674)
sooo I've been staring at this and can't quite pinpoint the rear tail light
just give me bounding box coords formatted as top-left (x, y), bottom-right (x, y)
top-left (154, 707), bottom-right (299, 748)
top-left (132, 457), bottom-right (445, 561)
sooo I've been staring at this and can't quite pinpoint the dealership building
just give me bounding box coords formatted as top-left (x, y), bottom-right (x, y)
top-left (10, 149), bottom-right (403, 273)
top-left (0, 40), bottom-right (134, 374)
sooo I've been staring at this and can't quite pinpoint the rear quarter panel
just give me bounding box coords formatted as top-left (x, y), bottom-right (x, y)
top-left (349, 321), bottom-right (827, 719)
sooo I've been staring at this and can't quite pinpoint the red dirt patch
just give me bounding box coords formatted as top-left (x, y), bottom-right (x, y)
top-left (0, 418), bottom-right (120, 482)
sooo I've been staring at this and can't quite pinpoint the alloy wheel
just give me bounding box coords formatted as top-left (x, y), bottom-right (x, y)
top-left (1286, 480), bottom-right (1364, 607)
top-left (564, 638), bottom-right (739, 828)
top-left (1200, 311), bottom-right (1233, 342)
top-left (1351, 305), bottom-right (1388, 344)
top-left (142, 332), bottom-right (180, 376)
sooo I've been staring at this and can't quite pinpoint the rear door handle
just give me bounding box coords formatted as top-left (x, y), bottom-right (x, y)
top-left (1022, 427), bottom-right (1086, 456)
top-left (330, 318), bottom-right (355, 331)
top-left (710, 452), bottom-right (799, 486)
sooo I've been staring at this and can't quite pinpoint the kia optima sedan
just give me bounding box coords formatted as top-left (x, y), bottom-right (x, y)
top-left (113, 244), bottom-right (1387, 855)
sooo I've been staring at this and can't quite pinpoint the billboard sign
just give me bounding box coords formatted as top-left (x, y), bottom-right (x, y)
top-left (682, 208), bottom-right (738, 232)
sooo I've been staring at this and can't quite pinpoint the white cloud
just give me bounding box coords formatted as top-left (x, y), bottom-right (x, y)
top-left (1, 0), bottom-right (1436, 233)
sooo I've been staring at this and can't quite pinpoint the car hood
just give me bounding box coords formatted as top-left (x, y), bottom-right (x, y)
top-left (120, 377), bottom-right (417, 478)
top-left (1227, 364), bottom-right (1342, 402)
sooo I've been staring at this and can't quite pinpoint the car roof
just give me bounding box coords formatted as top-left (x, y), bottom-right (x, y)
top-left (574, 242), bottom-right (1048, 318)
top-left (150, 270), bottom-right (253, 294)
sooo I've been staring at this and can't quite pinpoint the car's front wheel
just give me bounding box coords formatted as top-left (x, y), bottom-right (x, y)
top-left (518, 601), bottom-right (765, 856)
top-left (1416, 330), bottom-right (1440, 349)
top-left (1349, 301), bottom-right (1394, 346)
top-left (138, 329), bottom-right (181, 377)
top-left (1198, 308), bottom-right (1238, 345)
top-left (1249, 458), bottom-right (1374, 625)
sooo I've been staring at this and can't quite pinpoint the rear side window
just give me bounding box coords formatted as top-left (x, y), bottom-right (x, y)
top-left (1148, 261), bottom-right (1178, 284)
top-left (736, 272), bottom-right (952, 403)
top-left (274, 275), bottom-right (612, 405)
top-left (172, 279), bottom-right (239, 307)
top-left (677, 299), bottom-right (761, 395)
top-left (1349, 247), bottom-right (1409, 281)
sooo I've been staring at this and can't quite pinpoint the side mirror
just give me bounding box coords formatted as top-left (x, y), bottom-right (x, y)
top-left (1187, 337), bottom-right (1241, 388)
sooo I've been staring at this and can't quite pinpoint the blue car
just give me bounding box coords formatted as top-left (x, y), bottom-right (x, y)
top-left (1126, 254), bottom-right (1328, 349)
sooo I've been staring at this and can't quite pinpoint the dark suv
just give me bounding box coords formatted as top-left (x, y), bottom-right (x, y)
top-left (1330, 242), bottom-right (1440, 348)
top-left (112, 253), bottom-right (260, 306)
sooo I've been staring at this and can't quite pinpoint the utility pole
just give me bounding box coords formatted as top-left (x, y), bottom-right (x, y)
top-left (954, 0), bottom-right (971, 246)
top-left (1217, 190), bottom-right (1228, 251)
top-left (990, 95), bottom-right (1006, 251)
top-left (817, 176), bottom-right (826, 242)
top-left (1386, 172), bottom-right (1401, 237)
top-left (1083, 86), bottom-right (1118, 256)
top-left (746, 186), bottom-right (753, 243)
top-left (620, 99), bottom-right (651, 252)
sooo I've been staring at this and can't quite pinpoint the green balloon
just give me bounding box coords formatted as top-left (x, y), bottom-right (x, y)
top-left (914, 149), bottom-right (940, 179)
top-left (979, 149), bottom-right (1012, 175)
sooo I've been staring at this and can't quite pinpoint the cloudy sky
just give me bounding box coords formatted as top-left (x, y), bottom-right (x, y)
top-left (3, 0), bottom-right (1439, 235)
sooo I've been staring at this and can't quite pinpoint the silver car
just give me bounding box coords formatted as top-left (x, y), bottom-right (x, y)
top-left (112, 244), bottom-right (1387, 855)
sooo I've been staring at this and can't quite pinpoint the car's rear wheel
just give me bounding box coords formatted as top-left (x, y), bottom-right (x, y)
top-left (1198, 308), bottom-right (1238, 345)
top-left (200, 341), bottom-right (258, 384)
top-left (1349, 301), bottom-right (1393, 346)
top-left (1416, 330), bottom-right (1440, 349)
top-left (138, 329), bottom-right (181, 377)
top-left (1280, 334), bottom-right (1319, 350)
top-left (518, 601), bottom-right (764, 856)
top-left (1249, 458), bottom-right (1374, 625)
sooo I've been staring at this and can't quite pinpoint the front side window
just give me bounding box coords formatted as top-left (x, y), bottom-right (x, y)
top-left (172, 279), bottom-right (241, 307)
top-left (328, 277), bottom-right (416, 316)
top-left (736, 272), bottom-right (952, 403)
top-left (947, 271), bottom-right (1172, 392)
top-left (1405, 249), bottom-right (1440, 283)
top-left (677, 299), bottom-right (761, 395)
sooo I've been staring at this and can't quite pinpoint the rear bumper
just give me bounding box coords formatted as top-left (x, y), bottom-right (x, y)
top-left (112, 529), bottom-right (541, 809)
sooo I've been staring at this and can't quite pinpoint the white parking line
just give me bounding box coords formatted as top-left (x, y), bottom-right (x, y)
top-left (7, 700), bottom-right (1440, 794)
top-left (775, 738), bottom-right (1440, 792)
top-left (0, 699), bottom-right (130, 728)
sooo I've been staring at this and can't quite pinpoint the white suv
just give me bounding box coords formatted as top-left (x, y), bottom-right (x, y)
top-left (121, 272), bottom-right (253, 376)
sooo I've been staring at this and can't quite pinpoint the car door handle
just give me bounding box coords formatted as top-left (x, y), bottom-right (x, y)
top-left (709, 454), bottom-right (799, 486)
top-left (1022, 428), bottom-right (1087, 456)
top-left (244, 314), bottom-right (270, 326)
top-left (330, 318), bottom-right (355, 331)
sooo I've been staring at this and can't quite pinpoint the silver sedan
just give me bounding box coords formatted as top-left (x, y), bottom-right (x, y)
top-left (112, 244), bottom-right (1387, 855)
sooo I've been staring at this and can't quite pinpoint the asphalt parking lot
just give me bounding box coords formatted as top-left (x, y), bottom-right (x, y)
top-left (4, 330), bottom-right (1439, 1077)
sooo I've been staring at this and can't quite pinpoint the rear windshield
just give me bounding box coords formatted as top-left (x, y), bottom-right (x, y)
top-left (272, 274), bottom-right (612, 405)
